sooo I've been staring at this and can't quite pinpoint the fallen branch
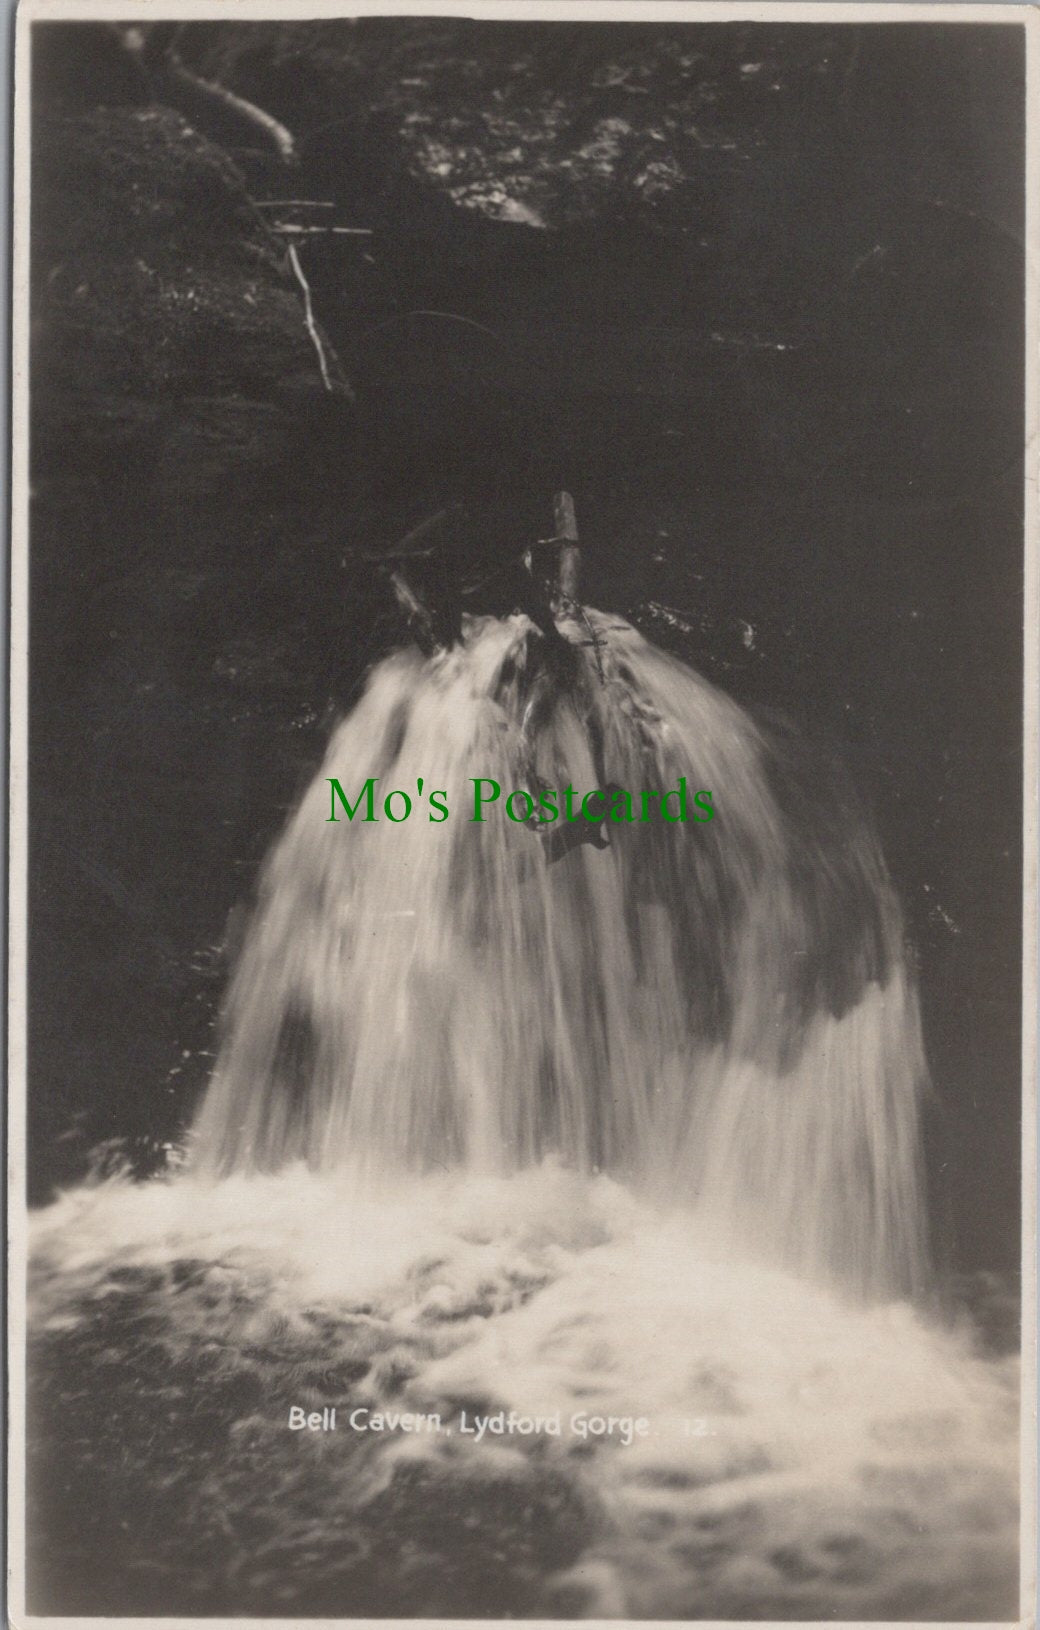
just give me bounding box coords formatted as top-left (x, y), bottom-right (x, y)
top-left (515, 564), bottom-right (567, 647)
top-left (389, 569), bottom-right (440, 655)
top-left (286, 242), bottom-right (337, 395)
top-left (120, 25), bottom-right (298, 163)
top-left (163, 52), bottom-right (297, 163)
top-left (552, 490), bottom-right (581, 608)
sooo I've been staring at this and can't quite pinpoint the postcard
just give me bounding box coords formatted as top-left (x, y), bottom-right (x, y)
top-left (6, 3), bottom-right (1037, 1624)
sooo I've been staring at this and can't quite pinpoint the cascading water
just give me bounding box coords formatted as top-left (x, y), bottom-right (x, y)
top-left (192, 609), bottom-right (928, 1299)
top-left (28, 608), bottom-right (1019, 1619)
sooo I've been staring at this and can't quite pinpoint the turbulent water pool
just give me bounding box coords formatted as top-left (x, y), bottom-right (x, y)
top-left (29, 1163), bottom-right (1019, 1619)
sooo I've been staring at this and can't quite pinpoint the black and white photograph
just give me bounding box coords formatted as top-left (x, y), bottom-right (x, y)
top-left (7, 2), bottom-right (1037, 1622)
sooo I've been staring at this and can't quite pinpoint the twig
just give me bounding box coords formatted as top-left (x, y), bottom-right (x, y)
top-left (271, 224), bottom-right (374, 237)
top-left (360, 310), bottom-right (503, 345)
top-left (574, 604), bottom-right (607, 684)
top-left (391, 506), bottom-right (457, 556)
top-left (286, 242), bottom-right (334, 394)
top-left (388, 569), bottom-right (439, 655)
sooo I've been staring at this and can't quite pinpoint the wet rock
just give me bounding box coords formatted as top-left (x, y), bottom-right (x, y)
top-left (32, 106), bottom-right (350, 517)
top-left (29, 106), bottom-right (357, 1190)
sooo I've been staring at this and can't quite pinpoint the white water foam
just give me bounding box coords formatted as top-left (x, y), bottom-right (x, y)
top-left (30, 1163), bottom-right (1019, 1618)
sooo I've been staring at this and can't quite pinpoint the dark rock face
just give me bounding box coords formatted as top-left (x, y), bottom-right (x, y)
top-left (29, 23), bottom-right (151, 112)
top-left (29, 105), bottom-right (358, 1191)
top-left (32, 104), bottom-right (349, 482)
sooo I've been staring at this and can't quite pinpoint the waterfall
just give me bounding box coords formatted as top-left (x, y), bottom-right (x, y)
top-left (191, 610), bottom-right (929, 1299)
top-left (29, 611), bottom-right (1016, 1622)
